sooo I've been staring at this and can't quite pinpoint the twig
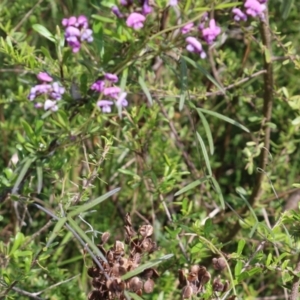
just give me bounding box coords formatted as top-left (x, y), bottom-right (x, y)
top-left (73, 143), bottom-right (111, 204)
top-left (222, 8), bottom-right (274, 243)
top-left (289, 255), bottom-right (300, 300)
top-left (155, 98), bottom-right (199, 178)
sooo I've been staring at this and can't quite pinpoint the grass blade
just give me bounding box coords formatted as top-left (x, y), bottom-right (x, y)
top-left (138, 75), bottom-right (153, 105)
top-left (179, 58), bottom-right (188, 111)
top-left (196, 108), bottom-right (249, 132)
top-left (182, 55), bottom-right (225, 94)
top-left (197, 110), bottom-right (214, 155)
top-left (175, 177), bottom-right (208, 196)
top-left (196, 132), bottom-right (212, 176)
top-left (121, 254), bottom-right (173, 280)
top-left (68, 187), bottom-right (121, 218)
top-left (210, 177), bottom-right (225, 209)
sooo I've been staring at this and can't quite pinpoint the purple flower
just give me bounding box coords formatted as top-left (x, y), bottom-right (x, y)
top-left (112, 6), bottom-right (124, 18)
top-left (142, 0), bottom-right (152, 15)
top-left (62, 15), bottom-right (93, 53)
top-left (181, 22), bottom-right (194, 34)
top-left (28, 75), bottom-right (65, 112)
top-left (103, 86), bottom-right (121, 98)
top-left (44, 99), bottom-right (58, 111)
top-left (120, 0), bottom-right (132, 6)
top-left (91, 80), bottom-right (105, 92)
top-left (186, 37), bottom-right (206, 59)
top-left (232, 8), bottom-right (247, 21)
top-left (244, 0), bottom-right (266, 18)
top-left (126, 12), bottom-right (146, 30)
top-left (169, 0), bottom-right (178, 6)
top-left (116, 92), bottom-right (128, 108)
top-left (201, 19), bottom-right (221, 45)
top-left (105, 73), bottom-right (119, 83)
top-left (37, 72), bottom-right (53, 83)
top-left (97, 100), bottom-right (114, 113)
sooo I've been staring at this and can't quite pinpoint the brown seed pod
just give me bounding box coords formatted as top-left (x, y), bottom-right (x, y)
top-left (212, 257), bottom-right (227, 271)
top-left (181, 285), bottom-right (193, 299)
top-left (101, 232), bottom-right (110, 245)
top-left (87, 266), bottom-right (99, 278)
top-left (144, 278), bottom-right (155, 293)
top-left (213, 276), bottom-right (224, 292)
top-left (128, 276), bottom-right (143, 292)
top-left (139, 224), bottom-right (153, 237)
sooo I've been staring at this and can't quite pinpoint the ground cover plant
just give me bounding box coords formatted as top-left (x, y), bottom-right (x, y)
top-left (1, 0), bottom-right (300, 299)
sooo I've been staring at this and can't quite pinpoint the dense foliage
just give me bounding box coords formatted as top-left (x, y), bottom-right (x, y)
top-left (1, 0), bottom-right (300, 299)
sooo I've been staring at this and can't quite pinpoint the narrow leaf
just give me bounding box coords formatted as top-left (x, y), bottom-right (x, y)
top-left (196, 108), bottom-right (249, 132)
top-left (21, 120), bottom-right (34, 140)
top-left (32, 24), bottom-right (55, 42)
top-left (281, 0), bottom-right (294, 19)
top-left (46, 217), bottom-right (67, 247)
top-left (196, 132), bottom-right (212, 176)
top-left (175, 178), bottom-right (208, 196)
top-left (121, 254), bottom-right (173, 280)
top-left (179, 58), bottom-right (188, 111)
top-left (67, 216), bottom-right (107, 262)
top-left (36, 164), bottom-right (43, 193)
top-left (182, 55), bottom-right (225, 94)
top-left (124, 291), bottom-right (144, 300)
top-left (211, 177), bottom-right (225, 209)
top-left (138, 76), bottom-right (153, 105)
top-left (197, 110), bottom-right (214, 155)
top-left (68, 187), bottom-right (121, 217)
top-left (12, 157), bottom-right (36, 194)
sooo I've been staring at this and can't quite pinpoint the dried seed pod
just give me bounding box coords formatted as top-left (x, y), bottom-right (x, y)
top-left (144, 278), bottom-right (155, 293)
top-left (87, 266), bottom-right (99, 278)
top-left (190, 265), bottom-right (200, 274)
top-left (213, 276), bottom-right (224, 292)
top-left (141, 268), bottom-right (159, 279)
top-left (178, 269), bottom-right (187, 288)
top-left (139, 224), bottom-right (153, 237)
top-left (106, 250), bottom-right (114, 264)
top-left (114, 240), bottom-right (125, 255)
top-left (181, 285), bottom-right (193, 299)
top-left (212, 257), bottom-right (227, 271)
top-left (101, 232), bottom-right (110, 245)
top-left (92, 277), bottom-right (102, 289)
top-left (125, 213), bottom-right (132, 226)
top-left (128, 276), bottom-right (143, 292)
top-left (222, 280), bottom-right (229, 292)
top-left (88, 290), bottom-right (102, 300)
top-left (187, 272), bottom-right (197, 282)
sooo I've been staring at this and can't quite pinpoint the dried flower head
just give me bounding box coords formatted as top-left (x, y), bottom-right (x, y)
top-left (87, 214), bottom-right (159, 299)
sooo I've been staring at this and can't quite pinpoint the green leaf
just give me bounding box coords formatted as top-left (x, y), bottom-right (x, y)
top-left (174, 177), bottom-right (208, 196)
top-left (12, 156), bottom-right (36, 194)
top-left (138, 75), bottom-right (153, 105)
top-left (46, 217), bottom-right (67, 248)
top-left (92, 14), bottom-right (115, 23)
top-left (196, 132), bottom-right (212, 176)
top-left (281, 0), bottom-right (294, 19)
top-left (121, 254), bottom-right (173, 280)
top-left (197, 110), bottom-right (214, 155)
top-left (68, 187), bottom-right (121, 218)
top-left (9, 232), bottom-right (25, 255)
top-left (210, 177), bottom-right (225, 210)
top-left (196, 108), bottom-right (249, 132)
top-left (66, 216), bottom-right (107, 262)
top-left (179, 58), bottom-right (188, 111)
top-left (237, 239), bottom-right (245, 255)
top-left (124, 291), bottom-right (144, 300)
top-left (234, 260), bottom-right (243, 277)
top-left (182, 55), bottom-right (225, 94)
top-left (32, 24), bottom-right (55, 42)
top-left (36, 164), bottom-right (43, 193)
top-left (21, 120), bottom-right (35, 140)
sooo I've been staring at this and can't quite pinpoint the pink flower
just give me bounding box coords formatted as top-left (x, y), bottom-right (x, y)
top-left (105, 73), bottom-right (119, 83)
top-left (201, 19), bottom-right (221, 45)
top-left (126, 12), bottom-right (146, 30)
top-left (181, 23), bottom-right (194, 34)
top-left (244, 0), bottom-right (266, 18)
top-left (116, 92), bottom-right (128, 108)
top-left (232, 8), bottom-right (247, 21)
top-left (37, 72), bottom-right (53, 83)
top-left (103, 86), bottom-right (121, 98)
top-left (186, 37), bottom-right (206, 59)
top-left (97, 100), bottom-right (114, 113)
